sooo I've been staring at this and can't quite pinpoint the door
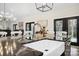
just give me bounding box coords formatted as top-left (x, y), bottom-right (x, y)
top-left (54, 20), bottom-right (63, 40)
top-left (68, 19), bottom-right (77, 43)
top-left (54, 16), bottom-right (79, 46)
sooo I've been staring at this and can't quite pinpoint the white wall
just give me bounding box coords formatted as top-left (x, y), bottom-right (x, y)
top-left (0, 3), bottom-right (79, 32)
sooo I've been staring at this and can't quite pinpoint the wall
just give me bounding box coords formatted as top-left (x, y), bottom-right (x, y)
top-left (0, 3), bottom-right (79, 33)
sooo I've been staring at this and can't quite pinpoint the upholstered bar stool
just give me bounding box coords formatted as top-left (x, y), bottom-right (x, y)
top-left (11, 31), bottom-right (22, 40)
top-left (0, 32), bottom-right (7, 37)
top-left (24, 31), bottom-right (33, 40)
top-left (0, 32), bottom-right (7, 41)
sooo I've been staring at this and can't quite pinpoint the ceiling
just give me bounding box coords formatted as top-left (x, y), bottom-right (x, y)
top-left (0, 3), bottom-right (79, 21)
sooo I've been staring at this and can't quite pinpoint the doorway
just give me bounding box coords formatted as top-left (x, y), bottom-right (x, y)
top-left (25, 22), bottom-right (35, 39)
top-left (54, 16), bottom-right (79, 46)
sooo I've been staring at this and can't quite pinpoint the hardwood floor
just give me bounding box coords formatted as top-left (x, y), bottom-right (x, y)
top-left (71, 45), bottom-right (79, 56)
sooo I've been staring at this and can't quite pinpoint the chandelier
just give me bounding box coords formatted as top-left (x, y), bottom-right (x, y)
top-left (35, 3), bottom-right (53, 12)
top-left (0, 11), bottom-right (16, 21)
top-left (0, 11), bottom-right (16, 29)
top-left (0, 3), bottom-right (16, 21)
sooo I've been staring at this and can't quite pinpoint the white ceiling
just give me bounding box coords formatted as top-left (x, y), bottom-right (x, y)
top-left (0, 3), bottom-right (79, 20)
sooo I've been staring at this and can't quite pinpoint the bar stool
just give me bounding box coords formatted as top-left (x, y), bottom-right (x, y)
top-left (24, 31), bottom-right (33, 40)
top-left (11, 31), bottom-right (22, 40)
top-left (0, 31), bottom-right (7, 41)
top-left (0, 32), bottom-right (7, 37)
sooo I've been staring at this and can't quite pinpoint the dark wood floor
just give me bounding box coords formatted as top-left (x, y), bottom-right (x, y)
top-left (71, 45), bottom-right (79, 56)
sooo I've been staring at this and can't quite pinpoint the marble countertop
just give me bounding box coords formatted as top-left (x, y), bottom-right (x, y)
top-left (15, 46), bottom-right (43, 56)
top-left (0, 39), bottom-right (43, 56)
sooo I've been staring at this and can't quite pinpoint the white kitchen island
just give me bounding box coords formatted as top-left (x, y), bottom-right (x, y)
top-left (24, 40), bottom-right (65, 56)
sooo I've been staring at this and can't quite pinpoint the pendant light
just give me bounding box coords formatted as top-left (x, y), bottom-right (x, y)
top-left (35, 3), bottom-right (53, 12)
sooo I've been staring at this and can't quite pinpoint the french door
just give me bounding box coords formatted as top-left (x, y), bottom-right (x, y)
top-left (68, 19), bottom-right (77, 43)
top-left (55, 20), bottom-right (63, 40)
top-left (54, 16), bottom-right (79, 46)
